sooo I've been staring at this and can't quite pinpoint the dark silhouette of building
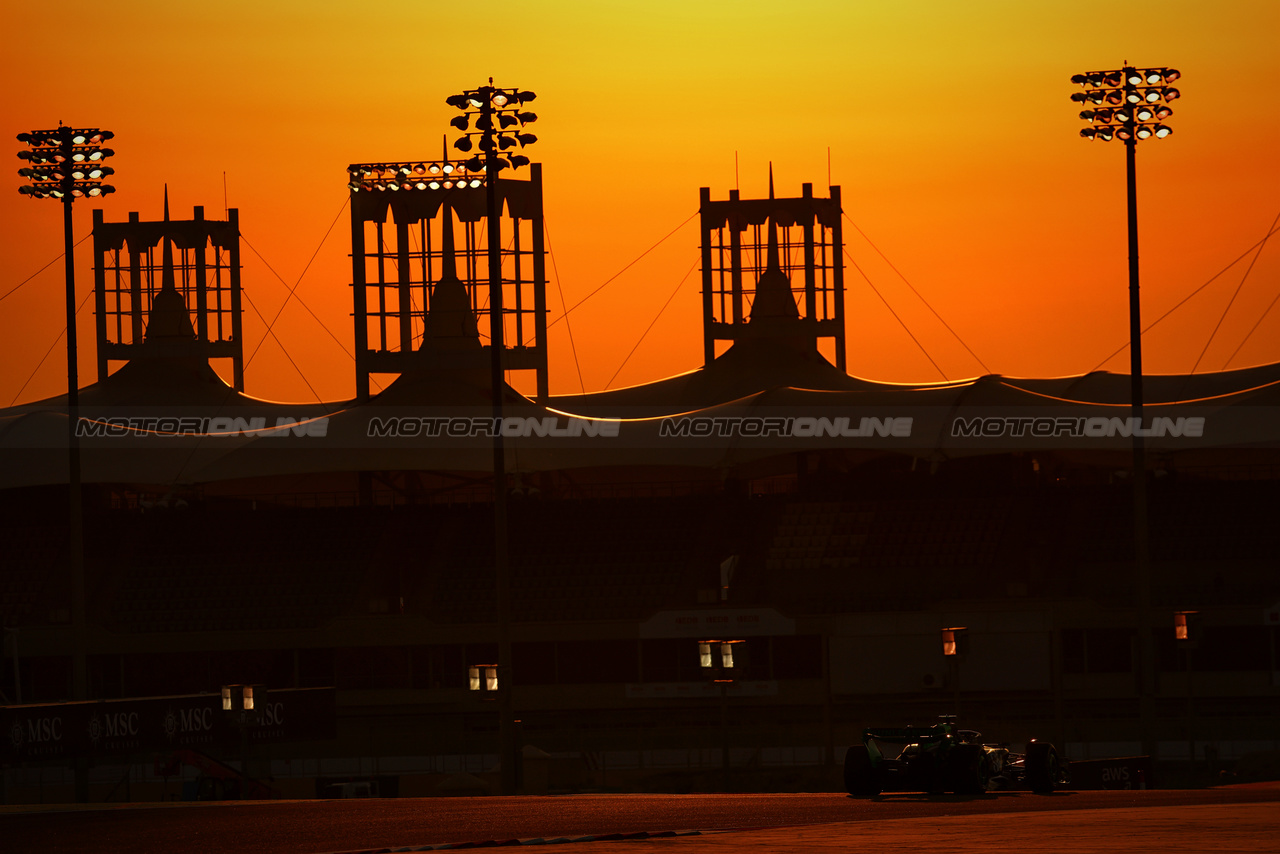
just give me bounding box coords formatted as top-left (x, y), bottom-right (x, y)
top-left (92, 192), bottom-right (244, 391)
top-left (1, 173), bottom-right (1278, 802)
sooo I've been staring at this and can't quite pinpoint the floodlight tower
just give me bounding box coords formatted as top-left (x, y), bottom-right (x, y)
top-left (1069, 64), bottom-right (1181, 759)
top-left (1070, 65), bottom-right (1179, 418)
top-left (16, 127), bottom-right (117, 423)
top-left (346, 89), bottom-right (546, 402)
top-left (445, 78), bottom-right (539, 797)
top-left (16, 125), bottom-right (115, 803)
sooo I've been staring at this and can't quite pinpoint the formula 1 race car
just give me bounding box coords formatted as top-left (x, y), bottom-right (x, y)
top-left (844, 716), bottom-right (1066, 796)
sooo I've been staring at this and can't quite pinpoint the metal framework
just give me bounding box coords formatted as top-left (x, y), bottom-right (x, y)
top-left (92, 206), bottom-right (243, 389)
top-left (348, 160), bottom-right (548, 401)
top-left (699, 183), bottom-right (845, 369)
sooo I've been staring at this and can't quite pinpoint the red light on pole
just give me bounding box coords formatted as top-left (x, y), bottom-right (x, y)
top-left (941, 627), bottom-right (968, 656)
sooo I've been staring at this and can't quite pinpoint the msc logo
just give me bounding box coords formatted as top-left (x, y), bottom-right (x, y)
top-left (90, 711), bottom-right (141, 747)
top-left (164, 706), bottom-right (216, 740)
top-left (261, 702), bottom-right (285, 727)
top-left (9, 716), bottom-right (63, 748)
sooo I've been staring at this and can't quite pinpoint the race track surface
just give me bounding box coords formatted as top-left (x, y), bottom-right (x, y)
top-left (5, 787), bottom-right (1279, 854)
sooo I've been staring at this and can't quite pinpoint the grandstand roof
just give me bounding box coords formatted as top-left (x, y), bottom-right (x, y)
top-left (4, 355), bottom-right (1279, 491)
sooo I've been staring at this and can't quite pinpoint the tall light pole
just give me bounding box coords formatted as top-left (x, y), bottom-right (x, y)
top-left (699, 640), bottom-right (744, 791)
top-left (942, 626), bottom-right (969, 720)
top-left (1174, 610), bottom-right (1198, 783)
top-left (16, 125), bottom-right (115, 802)
top-left (445, 81), bottom-right (538, 795)
top-left (1070, 65), bottom-right (1181, 759)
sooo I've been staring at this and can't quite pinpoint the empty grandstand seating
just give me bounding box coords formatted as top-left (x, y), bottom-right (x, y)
top-left (1, 472), bottom-right (1275, 634)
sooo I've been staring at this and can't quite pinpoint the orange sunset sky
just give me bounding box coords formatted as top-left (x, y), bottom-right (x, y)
top-left (3, 1), bottom-right (1279, 406)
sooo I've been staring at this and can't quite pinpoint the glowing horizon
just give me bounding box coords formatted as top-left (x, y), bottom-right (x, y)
top-left (3, 1), bottom-right (1279, 407)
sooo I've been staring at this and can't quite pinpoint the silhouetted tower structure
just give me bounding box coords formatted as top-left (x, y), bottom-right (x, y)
top-left (699, 179), bottom-right (845, 369)
top-left (92, 196), bottom-right (244, 388)
top-left (347, 156), bottom-right (548, 401)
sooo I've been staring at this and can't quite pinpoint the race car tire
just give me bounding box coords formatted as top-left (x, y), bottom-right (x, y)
top-left (843, 745), bottom-right (882, 797)
top-left (946, 743), bottom-right (986, 795)
top-left (1025, 741), bottom-right (1060, 794)
top-left (918, 751), bottom-right (947, 795)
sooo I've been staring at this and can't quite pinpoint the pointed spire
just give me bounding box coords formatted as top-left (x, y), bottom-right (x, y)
top-left (160, 184), bottom-right (176, 293)
top-left (748, 166), bottom-right (799, 323)
top-left (764, 218), bottom-right (782, 273)
top-left (422, 202), bottom-right (480, 351)
top-left (765, 165), bottom-right (781, 273)
top-left (145, 186), bottom-right (196, 342)
top-left (439, 199), bottom-right (458, 281)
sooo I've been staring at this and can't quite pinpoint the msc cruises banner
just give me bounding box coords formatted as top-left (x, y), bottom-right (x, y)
top-left (1, 687), bottom-right (336, 763)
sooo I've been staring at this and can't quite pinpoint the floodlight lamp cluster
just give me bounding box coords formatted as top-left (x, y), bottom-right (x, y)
top-left (1070, 67), bottom-right (1180, 143)
top-left (446, 83), bottom-right (538, 173)
top-left (347, 160), bottom-right (486, 193)
top-left (16, 126), bottom-right (116, 199)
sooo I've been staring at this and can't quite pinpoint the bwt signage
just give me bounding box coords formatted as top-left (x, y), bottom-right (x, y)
top-left (0, 688), bottom-right (335, 763)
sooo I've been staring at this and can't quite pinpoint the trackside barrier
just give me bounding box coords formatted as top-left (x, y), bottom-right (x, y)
top-left (1067, 755), bottom-right (1154, 789)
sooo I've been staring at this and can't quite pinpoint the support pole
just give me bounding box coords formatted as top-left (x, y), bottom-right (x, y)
top-left (63, 192), bottom-right (89, 804)
top-left (1185, 644), bottom-right (1195, 784)
top-left (351, 204), bottom-right (369, 401)
top-left (719, 681), bottom-right (729, 792)
top-left (92, 209), bottom-right (107, 382)
top-left (484, 89), bottom-right (516, 797)
top-left (802, 183), bottom-right (817, 320)
top-left (1126, 129), bottom-right (1155, 762)
top-left (830, 186), bottom-right (847, 372)
top-left (699, 187), bottom-right (714, 366)
top-left (530, 164), bottom-right (549, 402)
top-left (229, 209), bottom-right (245, 392)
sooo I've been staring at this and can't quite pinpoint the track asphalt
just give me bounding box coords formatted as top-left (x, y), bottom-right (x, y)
top-left (3, 786), bottom-right (1277, 854)
top-left (525, 802), bottom-right (1279, 854)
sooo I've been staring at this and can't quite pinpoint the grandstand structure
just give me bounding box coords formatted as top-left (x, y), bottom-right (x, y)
top-left (1, 171), bottom-right (1278, 802)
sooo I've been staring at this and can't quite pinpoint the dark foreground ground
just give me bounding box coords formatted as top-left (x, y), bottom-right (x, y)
top-left (4, 786), bottom-right (1278, 854)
